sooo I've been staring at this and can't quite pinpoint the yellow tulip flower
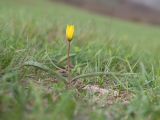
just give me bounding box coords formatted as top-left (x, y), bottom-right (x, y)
top-left (66, 25), bottom-right (75, 42)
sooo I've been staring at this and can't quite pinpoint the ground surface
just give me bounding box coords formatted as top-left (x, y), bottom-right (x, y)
top-left (57, 0), bottom-right (160, 25)
top-left (0, 0), bottom-right (160, 120)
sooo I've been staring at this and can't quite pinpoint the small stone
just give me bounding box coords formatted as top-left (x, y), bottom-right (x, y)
top-left (113, 91), bottom-right (119, 97)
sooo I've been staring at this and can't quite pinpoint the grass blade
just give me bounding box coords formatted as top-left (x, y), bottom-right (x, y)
top-left (24, 61), bottom-right (67, 81)
top-left (72, 72), bottom-right (137, 81)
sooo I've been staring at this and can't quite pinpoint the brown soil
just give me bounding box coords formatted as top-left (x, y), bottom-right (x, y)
top-left (55, 0), bottom-right (160, 25)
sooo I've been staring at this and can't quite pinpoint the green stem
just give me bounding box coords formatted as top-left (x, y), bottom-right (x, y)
top-left (67, 41), bottom-right (71, 82)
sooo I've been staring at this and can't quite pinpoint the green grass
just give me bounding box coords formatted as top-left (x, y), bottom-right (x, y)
top-left (0, 0), bottom-right (160, 120)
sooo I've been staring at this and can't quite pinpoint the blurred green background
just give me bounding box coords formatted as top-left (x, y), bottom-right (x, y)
top-left (0, 0), bottom-right (160, 120)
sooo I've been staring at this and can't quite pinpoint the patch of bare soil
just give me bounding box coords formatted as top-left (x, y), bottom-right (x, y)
top-left (82, 84), bottom-right (133, 106)
top-left (71, 79), bottom-right (133, 107)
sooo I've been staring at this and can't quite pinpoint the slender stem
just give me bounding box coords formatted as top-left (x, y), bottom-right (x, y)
top-left (67, 41), bottom-right (71, 82)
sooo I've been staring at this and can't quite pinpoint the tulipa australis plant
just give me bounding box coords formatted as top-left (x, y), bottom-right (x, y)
top-left (66, 25), bottom-right (75, 83)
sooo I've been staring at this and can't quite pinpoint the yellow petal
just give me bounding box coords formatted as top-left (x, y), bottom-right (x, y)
top-left (66, 25), bottom-right (75, 41)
